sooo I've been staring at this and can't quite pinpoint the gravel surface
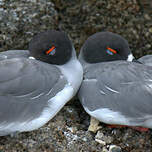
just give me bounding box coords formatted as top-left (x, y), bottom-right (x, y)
top-left (0, 0), bottom-right (152, 152)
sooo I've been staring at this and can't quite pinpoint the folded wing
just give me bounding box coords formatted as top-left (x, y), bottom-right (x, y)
top-left (79, 61), bottom-right (152, 122)
top-left (0, 58), bottom-right (67, 127)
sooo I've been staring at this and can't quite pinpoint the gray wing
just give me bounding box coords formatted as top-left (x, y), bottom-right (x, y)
top-left (0, 50), bottom-right (30, 61)
top-left (0, 58), bottom-right (67, 125)
top-left (79, 61), bottom-right (152, 120)
top-left (138, 55), bottom-right (152, 66)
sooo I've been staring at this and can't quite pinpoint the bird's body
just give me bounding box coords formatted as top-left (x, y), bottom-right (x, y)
top-left (138, 54), bottom-right (152, 66)
top-left (0, 31), bottom-right (83, 136)
top-left (0, 50), bottom-right (30, 61)
top-left (78, 32), bottom-right (152, 130)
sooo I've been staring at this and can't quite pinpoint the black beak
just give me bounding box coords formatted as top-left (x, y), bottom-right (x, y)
top-left (132, 58), bottom-right (142, 64)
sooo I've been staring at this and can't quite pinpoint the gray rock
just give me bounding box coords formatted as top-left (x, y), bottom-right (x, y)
top-left (95, 131), bottom-right (113, 146)
top-left (109, 145), bottom-right (122, 152)
top-left (0, 0), bottom-right (58, 52)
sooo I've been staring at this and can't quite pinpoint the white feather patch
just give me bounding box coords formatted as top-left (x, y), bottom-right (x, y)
top-left (84, 107), bottom-right (130, 125)
top-left (84, 107), bottom-right (152, 128)
top-left (29, 56), bottom-right (35, 60)
top-left (0, 84), bottom-right (74, 133)
top-left (56, 54), bottom-right (83, 95)
top-left (127, 54), bottom-right (134, 62)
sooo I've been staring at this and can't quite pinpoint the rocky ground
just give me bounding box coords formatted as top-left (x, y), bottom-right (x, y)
top-left (0, 0), bottom-right (152, 151)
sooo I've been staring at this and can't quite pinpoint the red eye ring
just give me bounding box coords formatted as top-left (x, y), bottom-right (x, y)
top-left (107, 47), bottom-right (117, 54)
top-left (46, 46), bottom-right (56, 55)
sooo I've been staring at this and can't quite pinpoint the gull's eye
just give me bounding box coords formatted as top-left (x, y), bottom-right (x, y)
top-left (45, 46), bottom-right (56, 56)
top-left (106, 47), bottom-right (117, 55)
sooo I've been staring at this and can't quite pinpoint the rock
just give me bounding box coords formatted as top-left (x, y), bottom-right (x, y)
top-left (139, 0), bottom-right (152, 13)
top-left (109, 145), bottom-right (122, 152)
top-left (149, 27), bottom-right (152, 33)
top-left (95, 131), bottom-right (113, 146)
top-left (88, 117), bottom-right (102, 133)
top-left (146, 44), bottom-right (151, 49)
top-left (144, 14), bottom-right (151, 20)
top-left (0, 0), bottom-right (58, 52)
top-left (95, 139), bottom-right (106, 146)
top-left (102, 147), bottom-right (108, 152)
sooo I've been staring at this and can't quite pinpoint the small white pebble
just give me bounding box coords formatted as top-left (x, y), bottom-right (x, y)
top-left (102, 147), bottom-right (108, 152)
top-left (109, 145), bottom-right (121, 152)
top-left (29, 56), bottom-right (35, 60)
top-left (82, 137), bottom-right (87, 142)
top-left (95, 139), bottom-right (106, 146)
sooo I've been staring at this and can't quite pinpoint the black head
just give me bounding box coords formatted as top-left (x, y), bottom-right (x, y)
top-left (81, 32), bottom-right (133, 63)
top-left (29, 30), bottom-right (72, 65)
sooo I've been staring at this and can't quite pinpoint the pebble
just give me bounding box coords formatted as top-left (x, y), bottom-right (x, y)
top-left (102, 147), bottom-right (108, 152)
top-left (144, 14), bottom-right (151, 20)
top-left (146, 44), bottom-right (151, 49)
top-left (109, 145), bottom-right (122, 152)
top-left (149, 27), bottom-right (152, 33)
top-left (95, 131), bottom-right (113, 145)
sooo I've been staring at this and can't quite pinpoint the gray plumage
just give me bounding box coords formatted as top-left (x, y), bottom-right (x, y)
top-left (79, 61), bottom-right (152, 121)
top-left (0, 30), bottom-right (83, 136)
top-left (0, 50), bottom-right (30, 61)
top-left (78, 31), bottom-right (152, 128)
top-left (138, 55), bottom-right (152, 66)
top-left (0, 58), bottom-right (66, 136)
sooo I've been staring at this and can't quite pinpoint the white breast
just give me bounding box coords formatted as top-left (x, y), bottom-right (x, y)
top-left (57, 58), bottom-right (83, 95)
